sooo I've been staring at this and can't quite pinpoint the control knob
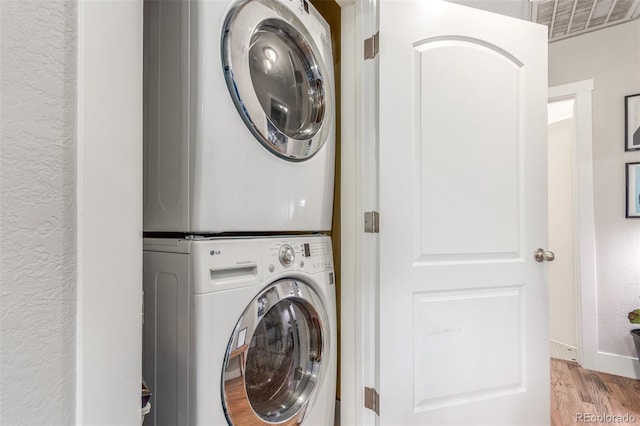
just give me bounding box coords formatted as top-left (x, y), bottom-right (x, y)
top-left (279, 244), bottom-right (295, 267)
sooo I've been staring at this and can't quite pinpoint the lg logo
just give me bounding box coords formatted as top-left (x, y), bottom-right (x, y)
top-left (210, 250), bottom-right (221, 256)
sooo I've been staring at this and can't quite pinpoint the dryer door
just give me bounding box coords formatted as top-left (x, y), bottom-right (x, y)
top-left (222, 279), bottom-right (329, 425)
top-left (222, 0), bottom-right (333, 161)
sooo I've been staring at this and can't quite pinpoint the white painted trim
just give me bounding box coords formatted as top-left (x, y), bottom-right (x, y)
top-left (548, 80), bottom-right (598, 374)
top-left (340, 1), bottom-right (364, 424)
top-left (592, 351), bottom-right (640, 378)
top-left (359, 0), bottom-right (379, 424)
top-left (548, 79), bottom-right (594, 99)
top-left (76, 1), bottom-right (143, 424)
top-left (341, 0), bottom-right (381, 423)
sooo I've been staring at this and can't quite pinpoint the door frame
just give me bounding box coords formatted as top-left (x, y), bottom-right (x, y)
top-left (548, 81), bottom-right (596, 371)
top-left (338, 0), bottom-right (378, 424)
top-left (548, 80), bottom-right (639, 379)
top-left (76, 1), bottom-right (143, 424)
top-left (75, 0), bottom-right (375, 423)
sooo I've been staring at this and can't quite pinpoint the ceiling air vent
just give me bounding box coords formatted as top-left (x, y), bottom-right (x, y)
top-left (531, 0), bottom-right (640, 42)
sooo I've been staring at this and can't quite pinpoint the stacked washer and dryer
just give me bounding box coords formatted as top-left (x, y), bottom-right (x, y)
top-left (143, 0), bottom-right (337, 425)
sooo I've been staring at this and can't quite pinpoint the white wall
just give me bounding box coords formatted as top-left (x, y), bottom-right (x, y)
top-left (548, 115), bottom-right (577, 347)
top-left (0, 1), bottom-right (77, 424)
top-left (549, 20), bottom-right (640, 359)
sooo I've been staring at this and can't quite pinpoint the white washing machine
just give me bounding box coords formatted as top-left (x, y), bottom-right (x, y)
top-left (144, 0), bottom-right (336, 233)
top-left (142, 235), bottom-right (337, 425)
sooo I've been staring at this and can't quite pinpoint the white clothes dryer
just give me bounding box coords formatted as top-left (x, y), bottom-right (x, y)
top-left (144, 0), bottom-right (335, 233)
top-left (142, 235), bottom-right (337, 426)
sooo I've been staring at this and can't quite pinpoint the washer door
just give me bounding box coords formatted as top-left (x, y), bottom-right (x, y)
top-left (222, 279), bottom-right (328, 425)
top-left (222, 0), bottom-right (333, 161)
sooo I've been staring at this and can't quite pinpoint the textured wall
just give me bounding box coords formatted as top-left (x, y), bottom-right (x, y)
top-left (0, 1), bottom-right (77, 424)
top-left (549, 20), bottom-right (640, 358)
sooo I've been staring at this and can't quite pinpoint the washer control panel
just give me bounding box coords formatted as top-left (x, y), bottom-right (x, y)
top-left (186, 236), bottom-right (334, 293)
top-left (267, 237), bottom-right (333, 275)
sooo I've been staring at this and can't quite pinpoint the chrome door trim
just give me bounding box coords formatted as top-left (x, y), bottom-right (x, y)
top-left (221, 279), bottom-right (329, 424)
top-left (221, 0), bottom-right (334, 161)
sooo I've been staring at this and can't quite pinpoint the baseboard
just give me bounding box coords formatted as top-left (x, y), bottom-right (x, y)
top-left (587, 351), bottom-right (640, 380)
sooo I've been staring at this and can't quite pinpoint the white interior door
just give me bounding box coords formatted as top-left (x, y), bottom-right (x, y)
top-left (378, 1), bottom-right (549, 424)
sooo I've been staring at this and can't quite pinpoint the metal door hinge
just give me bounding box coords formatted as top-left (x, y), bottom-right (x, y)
top-left (364, 32), bottom-right (379, 60)
top-left (364, 211), bottom-right (379, 233)
top-left (364, 387), bottom-right (380, 415)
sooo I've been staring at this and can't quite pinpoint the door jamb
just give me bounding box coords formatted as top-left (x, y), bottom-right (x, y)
top-left (338, 0), bottom-right (378, 424)
top-left (548, 80), bottom-right (596, 371)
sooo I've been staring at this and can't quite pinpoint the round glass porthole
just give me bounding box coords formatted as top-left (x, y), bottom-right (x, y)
top-left (222, 0), bottom-right (333, 161)
top-left (221, 280), bottom-right (327, 424)
top-left (245, 298), bottom-right (322, 421)
top-left (248, 21), bottom-right (325, 141)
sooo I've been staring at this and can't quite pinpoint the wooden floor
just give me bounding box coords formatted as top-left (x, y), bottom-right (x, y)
top-left (551, 359), bottom-right (640, 425)
top-left (228, 359), bottom-right (639, 425)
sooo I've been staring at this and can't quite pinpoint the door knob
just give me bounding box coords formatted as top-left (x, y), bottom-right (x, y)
top-left (534, 248), bottom-right (555, 262)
